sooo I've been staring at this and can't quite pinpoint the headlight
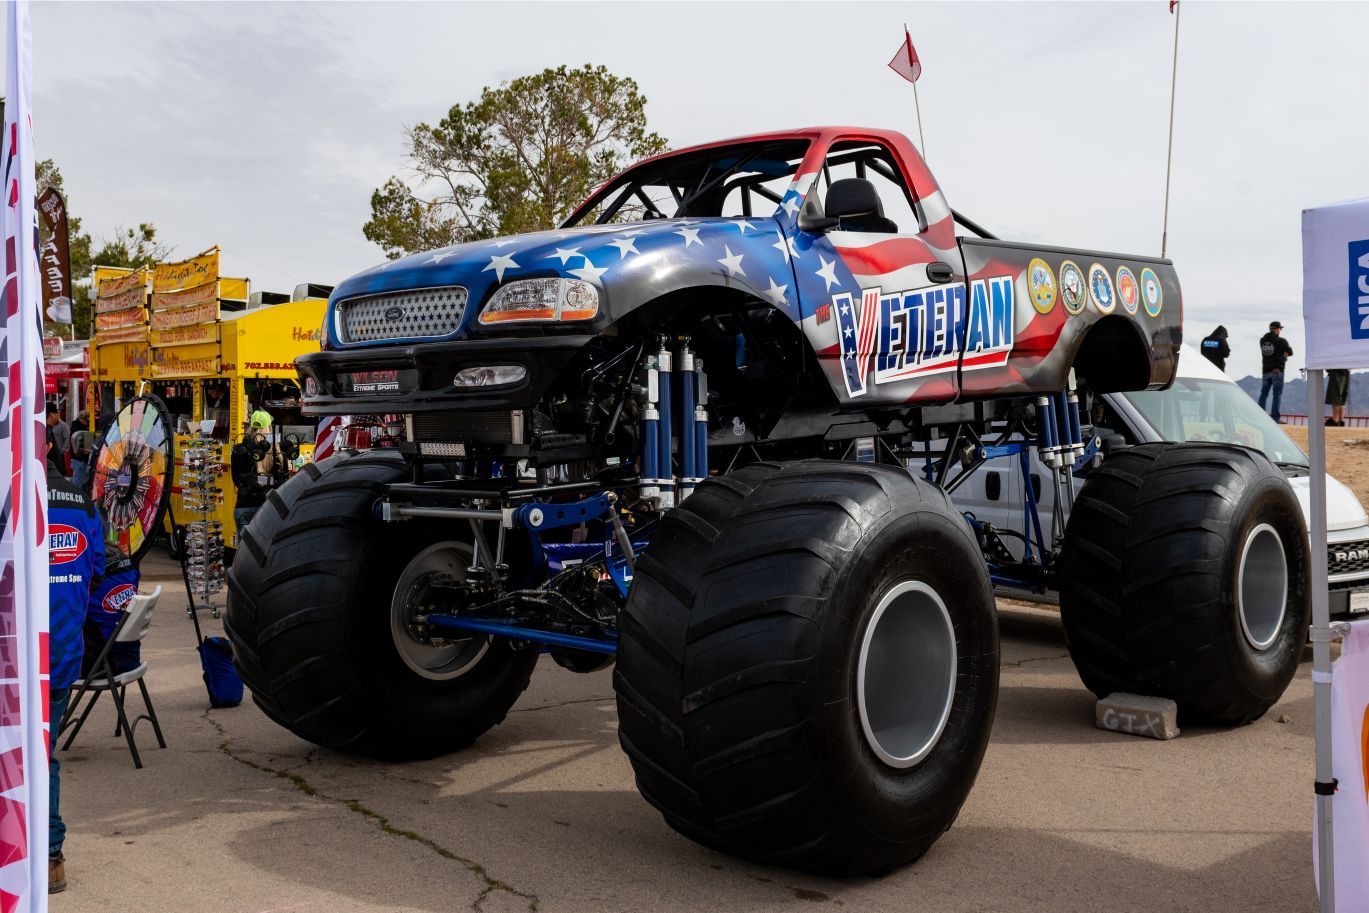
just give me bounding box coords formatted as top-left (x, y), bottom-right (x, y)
top-left (453, 365), bottom-right (528, 388)
top-left (478, 278), bottom-right (600, 325)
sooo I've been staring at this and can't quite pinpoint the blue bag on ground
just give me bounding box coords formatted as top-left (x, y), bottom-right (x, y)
top-left (198, 636), bottom-right (243, 708)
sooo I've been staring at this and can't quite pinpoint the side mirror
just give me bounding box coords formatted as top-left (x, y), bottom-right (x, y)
top-left (797, 195), bottom-right (837, 234)
top-left (1100, 434), bottom-right (1130, 456)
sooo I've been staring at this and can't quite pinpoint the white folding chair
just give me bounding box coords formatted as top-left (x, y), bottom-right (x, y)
top-left (59, 585), bottom-right (167, 769)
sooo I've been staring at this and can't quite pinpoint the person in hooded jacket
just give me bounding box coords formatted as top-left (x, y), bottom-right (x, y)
top-left (1200, 325), bottom-right (1230, 371)
top-left (47, 460), bottom-right (105, 893)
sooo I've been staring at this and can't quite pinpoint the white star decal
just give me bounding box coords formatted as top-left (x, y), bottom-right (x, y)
top-left (762, 276), bottom-right (789, 307)
top-left (546, 247), bottom-right (582, 265)
top-left (607, 236), bottom-right (640, 259)
top-left (482, 253), bottom-right (520, 283)
top-left (815, 255), bottom-right (840, 292)
top-left (717, 245), bottom-right (746, 278)
top-left (839, 301), bottom-right (851, 316)
top-left (733, 219), bottom-right (755, 234)
top-left (568, 258), bottom-right (609, 285)
top-left (844, 326), bottom-right (854, 338)
top-left (771, 234), bottom-right (800, 263)
top-left (781, 196), bottom-right (801, 217)
top-left (675, 226), bottom-right (702, 248)
top-left (426, 250), bottom-right (459, 265)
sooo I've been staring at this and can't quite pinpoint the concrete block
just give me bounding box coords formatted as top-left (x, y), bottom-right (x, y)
top-left (1095, 692), bottom-right (1180, 740)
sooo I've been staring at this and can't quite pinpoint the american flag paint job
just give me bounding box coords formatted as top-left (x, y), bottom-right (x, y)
top-left (318, 127), bottom-right (1181, 411)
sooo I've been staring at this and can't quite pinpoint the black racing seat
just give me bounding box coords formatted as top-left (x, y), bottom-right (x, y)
top-left (825, 178), bottom-right (898, 233)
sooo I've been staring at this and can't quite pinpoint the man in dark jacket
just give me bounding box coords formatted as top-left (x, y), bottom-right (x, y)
top-left (1200, 325), bottom-right (1231, 371)
top-left (47, 461), bottom-right (105, 893)
top-left (1257, 321), bottom-right (1294, 423)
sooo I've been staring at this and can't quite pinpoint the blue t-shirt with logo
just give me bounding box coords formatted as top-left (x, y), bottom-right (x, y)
top-left (48, 471), bottom-right (105, 691)
top-left (84, 564), bottom-right (142, 676)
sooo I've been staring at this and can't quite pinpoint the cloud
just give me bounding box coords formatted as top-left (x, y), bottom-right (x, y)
top-left (9, 1), bottom-right (1367, 381)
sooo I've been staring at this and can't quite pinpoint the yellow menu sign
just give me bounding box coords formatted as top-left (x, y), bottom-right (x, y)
top-left (153, 247), bottom-right (220, 292)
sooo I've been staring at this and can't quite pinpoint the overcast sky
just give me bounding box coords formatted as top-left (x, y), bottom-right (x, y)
top-left (14, 1), bottom-right (1369, 380)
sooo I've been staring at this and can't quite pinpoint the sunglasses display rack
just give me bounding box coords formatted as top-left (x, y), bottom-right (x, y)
top-left (180, 432), bottom-right (225, 617)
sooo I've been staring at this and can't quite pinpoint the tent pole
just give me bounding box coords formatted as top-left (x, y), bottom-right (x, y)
top-left (1309, 367), bottom-right (1334, 913)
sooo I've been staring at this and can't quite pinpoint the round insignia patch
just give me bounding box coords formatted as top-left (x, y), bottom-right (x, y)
top-left (1140, 267), bottom-right (1163, 316)
top-left (1088, 263), bottom-right (1115, 314)
top-left (1059, 260), bottom-right (1086, 315)
top-left (1115, 266), bottom-right (1139, 315)
top-left (1027, 258), bottom-right (1057, 314)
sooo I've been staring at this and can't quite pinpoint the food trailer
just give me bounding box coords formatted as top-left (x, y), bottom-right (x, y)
top-left (87, 249), bottom-right (328, 547)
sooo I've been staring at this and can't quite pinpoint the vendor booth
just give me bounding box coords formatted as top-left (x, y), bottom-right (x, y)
top-left (87, 249), bottom-right (329, 547)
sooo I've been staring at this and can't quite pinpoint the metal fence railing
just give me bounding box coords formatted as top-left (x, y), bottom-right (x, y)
top-left (1278, 414), bottom-right (1369, 428)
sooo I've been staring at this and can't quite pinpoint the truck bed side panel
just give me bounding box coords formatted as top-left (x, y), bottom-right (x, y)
top-left (956, 238), bottom-right (1182, 399)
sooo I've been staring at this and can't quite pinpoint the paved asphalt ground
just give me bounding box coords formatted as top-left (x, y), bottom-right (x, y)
top-left (51, 552), bottom-right (1320, 913)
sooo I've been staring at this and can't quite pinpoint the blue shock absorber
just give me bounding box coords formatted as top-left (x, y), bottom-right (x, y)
top-left (641, 402), bottom-right (660, 503)
top-left (1066, 389), bottom-right (1083, 462)
top-left (1055, 392), bottom-right (1074, 454)
top-left (656, 344), bottom-right (675, 509)
top-left (694, 383), bottom-right (709, 487)
top-left (678, 345), bottom-right (697, 502)
top-left (1036, 395), bottom-right (1057, 467)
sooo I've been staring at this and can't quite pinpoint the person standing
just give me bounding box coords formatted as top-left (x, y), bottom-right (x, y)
top-left (47, 459), bottom-right (105, 893)
top-left (1257, 321), bottom-right (1294, 423)
top-left (1326, 368), bottom-right (1351, 426)
top-left (46, 404), bottom-right (70, 474)
top-left (1200, 325), bottom-right (1230, 371)
top-left (231, 434), bottom-right (277, 544)
top-left (69, 410), bottom-right (94, 490)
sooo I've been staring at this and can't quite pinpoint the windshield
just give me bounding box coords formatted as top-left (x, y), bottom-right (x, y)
top-left (1123, 377), bottom-right (1308, 466)
top-left (565, 139), bottom-right (809, 227)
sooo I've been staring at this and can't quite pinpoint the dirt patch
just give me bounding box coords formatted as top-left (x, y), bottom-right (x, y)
top-left (1283, 425), bottom-right (1369, 505)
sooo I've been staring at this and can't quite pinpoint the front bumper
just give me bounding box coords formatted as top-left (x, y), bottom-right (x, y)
top-left (296, 335), bottom-right (595, 415)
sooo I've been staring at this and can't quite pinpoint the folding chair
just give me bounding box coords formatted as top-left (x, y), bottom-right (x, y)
top-left (59, 585), bottom-right (167, 769)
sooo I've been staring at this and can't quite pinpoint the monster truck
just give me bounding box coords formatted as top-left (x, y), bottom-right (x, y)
top-left (226, 127), bottom-right (1308, 875)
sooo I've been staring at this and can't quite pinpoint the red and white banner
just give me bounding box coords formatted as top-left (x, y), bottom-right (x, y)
top-left (1323, 621), bottom-right (1369, 908)
top-left (314, 415), bottom-right (345, 461)
top-left (0, 1), bottom-right (51, 909)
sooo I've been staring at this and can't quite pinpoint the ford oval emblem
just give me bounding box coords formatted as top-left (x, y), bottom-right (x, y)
top-left (383, 305), bottom-right (405, 321)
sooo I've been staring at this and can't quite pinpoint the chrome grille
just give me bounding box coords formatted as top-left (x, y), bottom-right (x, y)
top-left (338, 286), bottom-right (468, 344)
top-left (1330, 538), bottom-right (1369, 580)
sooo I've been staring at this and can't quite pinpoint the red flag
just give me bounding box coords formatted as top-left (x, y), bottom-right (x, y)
top-left (1169, 1), bottom-right (1179, 11)
top-left (888, 28), bottom-right (921, 83)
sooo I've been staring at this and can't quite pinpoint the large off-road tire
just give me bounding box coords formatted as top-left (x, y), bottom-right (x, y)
top-left (1059, 442), bottom-right (1309, 725)
top-left (615, 461), bottom-right (1000, 876)
top-left (225, 449), bottom-right (539, 759)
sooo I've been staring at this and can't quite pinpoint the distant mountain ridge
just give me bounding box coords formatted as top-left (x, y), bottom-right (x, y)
top-left (1234, 371), bottom-right (1369, 417)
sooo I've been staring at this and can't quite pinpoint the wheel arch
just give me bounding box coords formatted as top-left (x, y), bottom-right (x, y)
top-left (1071, 313), bottom-right (1175, 394)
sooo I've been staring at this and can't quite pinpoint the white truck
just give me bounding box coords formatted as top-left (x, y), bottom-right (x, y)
top-left (954, 344), bottom-right (1369, 619)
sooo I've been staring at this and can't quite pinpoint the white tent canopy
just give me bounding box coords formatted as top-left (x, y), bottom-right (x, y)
top-left (1304, 197), bottom-right (1369, 371)
top-left (1301, 196), bottom-right (1369, 912)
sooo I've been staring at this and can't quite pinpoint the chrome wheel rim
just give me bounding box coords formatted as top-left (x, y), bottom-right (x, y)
top-left (1238, 523), bottom-right (1288, 651)
top-left (856, 580), bottom-right (958, 769)
top-left (390, 541), bottom-right (489, 681)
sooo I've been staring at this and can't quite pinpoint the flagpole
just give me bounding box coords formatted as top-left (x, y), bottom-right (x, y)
top-left (905, 22), bottom-right (927, 161)
top-left (1161, 1), bottom-right (1181, 258)
top-left (911, 79), bottom-right (927, 161)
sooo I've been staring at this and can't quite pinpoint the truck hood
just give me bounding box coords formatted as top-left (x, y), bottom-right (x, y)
top-left (1287, 473), bottom-right (1368, 532)
top-left (329, 217), bottom-right (782, 320)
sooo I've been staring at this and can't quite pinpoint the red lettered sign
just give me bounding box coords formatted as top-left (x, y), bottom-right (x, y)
top-left (49, 524), bottom-right (88, 565)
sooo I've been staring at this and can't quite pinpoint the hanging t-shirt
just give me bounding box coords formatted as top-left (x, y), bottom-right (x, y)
top-left (83, 562), bottom-right (142, 677)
